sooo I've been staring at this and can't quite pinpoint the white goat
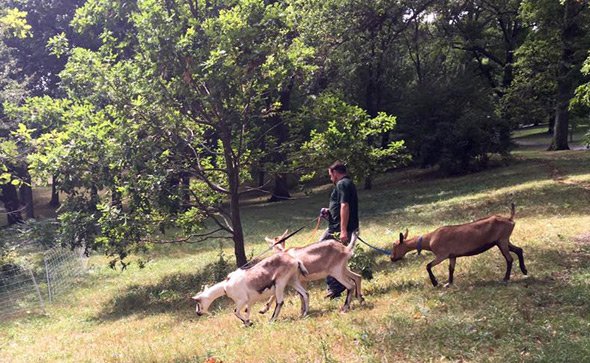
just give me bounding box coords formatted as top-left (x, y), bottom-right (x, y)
top-left (261, 230), bottom-right (364, 313)
top-left (192, 252), bottom-right (309, 326)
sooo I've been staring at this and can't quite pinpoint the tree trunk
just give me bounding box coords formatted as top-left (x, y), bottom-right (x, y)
top-left (549, 0), bottom-right (582, 151)
top-left (550, 102), bottom-right (570, 150)
top-left (364, 176), bottom-right (373, 190)
top-left (220, 130), bottom-right (247, 267)
top-left (268, 77), bottom-right (294, 200)
top-left (229, 189), bottom-right (247, 267)
top-left (49, 175), bottom-right (60, 207)
top-left (19, 173), bottom-right (34, 219)
top-left (269, 173), bottom-right (290, 202)
top-left (1, 183), bottom-right (23, 225)
top-left (180, 174), bottom-right (190, 211)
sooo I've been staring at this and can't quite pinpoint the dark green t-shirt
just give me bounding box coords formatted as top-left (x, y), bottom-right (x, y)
top-left (328, 176), bottom-right (359, 233)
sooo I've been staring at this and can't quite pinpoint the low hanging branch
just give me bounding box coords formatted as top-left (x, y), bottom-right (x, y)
top-left (141, 228), bottom-right (233, 245)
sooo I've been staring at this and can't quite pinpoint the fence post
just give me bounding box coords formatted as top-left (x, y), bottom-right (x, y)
top-left (44, 256), bottom-right (52, 303)
top-left (29, 268), bottom-right (45, 313)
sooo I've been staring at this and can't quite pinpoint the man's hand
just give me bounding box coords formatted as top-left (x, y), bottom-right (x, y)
top-left (340, 229), bottom-right (349, 244)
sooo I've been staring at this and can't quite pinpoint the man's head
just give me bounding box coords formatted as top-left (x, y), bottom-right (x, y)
top-left (328, 161), bottom-right (347, 184)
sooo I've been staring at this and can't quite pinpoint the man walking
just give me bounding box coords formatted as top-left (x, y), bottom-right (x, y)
top-left (320, 161), bottom-right (359, 299)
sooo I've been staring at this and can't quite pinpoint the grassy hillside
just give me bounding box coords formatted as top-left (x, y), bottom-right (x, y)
top-left (1, 130), bottom-right (590, 362)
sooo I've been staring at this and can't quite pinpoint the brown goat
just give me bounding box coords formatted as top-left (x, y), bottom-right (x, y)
top-left (391, 203), bottom-right (528, 286)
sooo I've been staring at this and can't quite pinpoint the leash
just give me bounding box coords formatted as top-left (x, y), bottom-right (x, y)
top-left (240, 226), bottom-right (305, 269)
top-left (356, 235), bottom-right (392, 256)
top-left (307, 215), bottom-right (322, 243)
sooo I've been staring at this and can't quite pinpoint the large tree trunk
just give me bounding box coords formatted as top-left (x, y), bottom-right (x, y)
top-left (549, 0), bottom-right (583, 150)
top-left (49, 175), bottom-right (60, 207)
top-left (547, 115), bottom-right (555, 135)
top-left (1, 183), bottom-right (23, 225)
top-left (550, 98), bottom-right (570, 150)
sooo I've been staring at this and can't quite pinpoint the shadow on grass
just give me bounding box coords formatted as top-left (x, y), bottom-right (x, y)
top-left (96, 261), bottom-right (232, 321)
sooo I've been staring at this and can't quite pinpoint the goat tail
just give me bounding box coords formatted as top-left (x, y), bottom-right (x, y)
top-left (297, 260), bottom-right (309, 277)
top-left (509, 202), bottom-right (516, 221)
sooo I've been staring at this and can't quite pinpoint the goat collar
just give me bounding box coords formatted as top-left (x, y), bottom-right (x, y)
top-left (416, 236), bottom-right (423, 255)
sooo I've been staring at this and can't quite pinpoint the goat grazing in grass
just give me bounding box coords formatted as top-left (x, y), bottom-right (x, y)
top-left (191, 252), bottom-right (309, 326)
top-left (391, 203), bottom-right (528, 287)
top-left (260, 230), bottom-right (364, 313)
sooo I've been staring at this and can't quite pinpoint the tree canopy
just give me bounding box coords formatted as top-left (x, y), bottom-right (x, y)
top-left (1, 0), bottom-right (589, 267)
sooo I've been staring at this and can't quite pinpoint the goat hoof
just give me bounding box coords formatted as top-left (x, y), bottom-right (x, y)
top-left (443, 283), bottom-right (453, 288)
top-left (359, 296), bottom-right (366, 305)
top-left (258, 309), bottom-right (268, 314)
top-left (244, 321), bottom-right (253, 327)
top-left (340, 306), bottom-right (350, 313)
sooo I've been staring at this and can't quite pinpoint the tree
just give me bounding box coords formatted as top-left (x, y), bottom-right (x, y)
top-left (518, 0), bottom-right (590, 150)
top-left (26, 0), bottom-right (316, 267)
top-left (297, 94), bottom-right (407, 184)
top-left (438, 0), bottom-right (526, 99)
top-left (291, 0), bottom-right (434, 189)
top-left (0, 6), bottom-right (30, 224)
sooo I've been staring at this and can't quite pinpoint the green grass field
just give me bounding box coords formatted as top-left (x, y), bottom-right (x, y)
top-left (1, 133), bottom-right (590, 362)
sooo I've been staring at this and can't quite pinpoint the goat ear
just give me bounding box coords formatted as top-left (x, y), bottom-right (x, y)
top-left (281, 229), bottom-right (289, 239)
top-left (399, 232), bottom-right (404, 244)
top-left (404, 228), bottom-right (409, 239)
top-left (191, 295), bottom-right (199, 301)
top-left (265, 237), bottom-right (275, 244)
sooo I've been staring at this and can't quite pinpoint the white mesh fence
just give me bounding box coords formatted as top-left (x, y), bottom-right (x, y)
top-left (0, 265), bottom-right (45, 320)
top-left (43, 246), bottom-right (87, 303)
top-left (0, 244), bottom-right (88, 321)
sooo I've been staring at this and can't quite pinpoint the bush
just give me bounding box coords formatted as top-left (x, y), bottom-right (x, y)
top-left (399, 64), bottom-right (512, 175)
top-left (349, 246), bottom-right (375, 280)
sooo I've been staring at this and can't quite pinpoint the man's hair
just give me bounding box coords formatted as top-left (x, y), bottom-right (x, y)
top-left (329, 161), bottom-right (347, 174)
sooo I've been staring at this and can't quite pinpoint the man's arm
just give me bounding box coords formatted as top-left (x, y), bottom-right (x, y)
top-left (340, 202), bottom-right (350, 243)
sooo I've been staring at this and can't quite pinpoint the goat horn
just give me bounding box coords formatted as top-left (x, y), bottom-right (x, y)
top-left (275, 226), bottom-right (305, 245)
top-left (403, 228), bottom-right (409, 239)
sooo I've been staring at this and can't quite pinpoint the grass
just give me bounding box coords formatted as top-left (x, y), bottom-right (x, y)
top-left (2, 144), bottom-right (590, 362)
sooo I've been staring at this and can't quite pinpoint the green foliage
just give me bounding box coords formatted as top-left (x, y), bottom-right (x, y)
top-left (401, 65), bottom-right (512, 175)
top-left (349, 246), bottom-right (375, 280)
top-left (297, 94), bottom-right (408, 184)
top-left (46, 32), bottom-right (69, 58)
top-left (210, 243), bottom-right (232, 282)
top-left (0, 219), bottom-right (59, 268)
top-left (0, 8), bottom-right (31, 38)
top-left (5, 0), bottom-right (318, 267)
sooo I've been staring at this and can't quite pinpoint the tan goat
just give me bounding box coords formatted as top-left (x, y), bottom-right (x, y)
top-left (391, 203), bottom-right (528, 286)
top-left (261, 230), bottom-right (364, 313)
top-left (192, 252), bottom-right (309, 326)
